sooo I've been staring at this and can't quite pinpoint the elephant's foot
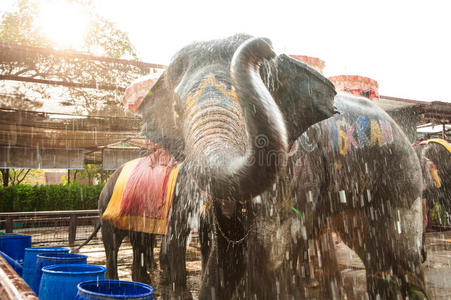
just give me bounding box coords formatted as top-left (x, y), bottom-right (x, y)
top-left (300, 277), bottom-right (320, 288)
top-left (132, 269), bottom-right (152, 285)
top-left (366, 274), bottom-right (402, 300)
top-left (366, 271), bottom-right (429, 300)
top-left (160, 285), bottom-right (193, 300)
top-left (316, 273), bottom-right (343, 300)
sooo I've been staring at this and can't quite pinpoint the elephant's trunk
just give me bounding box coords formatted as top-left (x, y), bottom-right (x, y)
top-left (230, 37), bottom-right (289, 197)
top-left (185, 38), bottom-right (288, 200)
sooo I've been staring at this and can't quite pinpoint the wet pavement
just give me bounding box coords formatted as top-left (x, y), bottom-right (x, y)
top-left (76, 231), bottom-right (451, 299)
top-left (334, 231), bottom-right (451, 299)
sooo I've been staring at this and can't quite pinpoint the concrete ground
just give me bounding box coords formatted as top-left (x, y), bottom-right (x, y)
top-left (335, 231), bottom-right (451, 300)
top-left (76, 231), bottom-right (451, 299)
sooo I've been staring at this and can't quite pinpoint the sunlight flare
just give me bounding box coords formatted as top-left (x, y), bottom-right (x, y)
top-left (35, 1), bottom-right (90, 49)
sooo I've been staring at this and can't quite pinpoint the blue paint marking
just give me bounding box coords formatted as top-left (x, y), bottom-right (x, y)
top-left (329, 119), bottom-right (339, 152)
top-left (299, 124), bottom-right (320, 153)
top-left (196, 85), bottom-right (232, 108)
top-left (355, 116), bottom-right (370, 147)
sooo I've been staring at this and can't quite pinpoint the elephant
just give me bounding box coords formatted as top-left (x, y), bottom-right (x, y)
top-left (262, 92), bottom-right (428, 299)
top-left (137, 34), bottom-right (336, 300)
top-left (77, 33), bottom-right (336, 300)
top-left (413, 143), bottom-right (442, 232)
top-left (413, 139), bottom-right (451, 215)
top-left (142, 34), bottom-right (426, 299)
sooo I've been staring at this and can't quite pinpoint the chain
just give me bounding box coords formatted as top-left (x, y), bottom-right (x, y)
top-left (185, 167), bottom-right (254, 246)
top-left (211, 202), bottom-right (254, 246)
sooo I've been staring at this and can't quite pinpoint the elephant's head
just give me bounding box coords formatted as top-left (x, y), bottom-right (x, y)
top-left (136, 34), bottom-right (335, 202)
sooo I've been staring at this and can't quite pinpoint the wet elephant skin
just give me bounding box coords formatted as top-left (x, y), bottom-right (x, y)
top-left (271, 93), bottom-right (428, 299)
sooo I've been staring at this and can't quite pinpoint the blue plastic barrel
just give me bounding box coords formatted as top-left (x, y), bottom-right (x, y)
top-left (31, 253), bottom-right (88, 294)
top-left (0, 250), bottom-right (23, 275)
top-left (76, 280), bottom-right (154, 300)
top-left (39, 264), bottom-right (106, 300)
top-left (22, 247), bottom-right (69, 288)
top-left (0, 234), bottom-right (31, 264)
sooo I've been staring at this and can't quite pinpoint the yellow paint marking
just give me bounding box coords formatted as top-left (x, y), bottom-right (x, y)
top-left (187, 76), bottom-right (238, 110)
top-left (370, 120), bottom-right (383, 146)
top-left (428, 165), bottom-right (442, 188)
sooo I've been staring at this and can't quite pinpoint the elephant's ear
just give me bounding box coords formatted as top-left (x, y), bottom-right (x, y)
top-left (135, 71), bottom-right (185, 156)
top-left (268, 54), bottom-right (336, 144)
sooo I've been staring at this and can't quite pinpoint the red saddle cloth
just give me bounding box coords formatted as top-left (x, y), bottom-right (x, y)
top-left (102, 149), bottom-right (181, 234)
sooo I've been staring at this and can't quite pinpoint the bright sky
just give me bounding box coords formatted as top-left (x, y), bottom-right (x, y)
top-left (1, 0), bottom-right (450, 103)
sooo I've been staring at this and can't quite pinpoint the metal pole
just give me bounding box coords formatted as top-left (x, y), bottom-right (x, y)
top-left (69, 215), bottom-right (77, 246)
top-left (100, 149), bottom-right (105, 183)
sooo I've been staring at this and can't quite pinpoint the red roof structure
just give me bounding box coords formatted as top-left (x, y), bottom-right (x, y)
top-left (328, 75), bottom-right (379, 100)
top-left (289, 55), bottom-right (325, 74)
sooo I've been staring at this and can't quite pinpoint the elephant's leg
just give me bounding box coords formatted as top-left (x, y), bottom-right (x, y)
top-left (199, 212), bottom-right (212, 271)
top-left (130, 233), bottom-right (154, 285)
top-left (296, 238), bottom-right (320, 288)
top-left (200, 235), bottom-right (245, 300)
top-left (332, 210), bottom-right (400, 299)
top-left (160, 232), bottom-right (188, 285)
top-left (159, 194), bottom-right (193, 299)
top-left (314, 229), bottom-right (343, 299)
top-left (335, 202), bottom-right (427, 299)
top-left (101, 222), bottom-right (125, 280)
top-left (146, 234), bottom-right (157, 271)
top-left (366, 197), bottom-right (427, 299)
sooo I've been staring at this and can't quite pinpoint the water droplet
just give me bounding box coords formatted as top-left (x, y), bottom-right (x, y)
top-left (339, 190), bottom-right (346, 203)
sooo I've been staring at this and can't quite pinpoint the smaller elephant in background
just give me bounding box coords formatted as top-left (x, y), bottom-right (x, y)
top-left (76, 147), bottom-right (200, 299)
top-left (413, 139), bottom-right (451, 216)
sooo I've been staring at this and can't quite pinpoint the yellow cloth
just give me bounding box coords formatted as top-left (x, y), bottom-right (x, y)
top-left (425, 138), bottom-right (451, 154)
top-left (102, 159), bottom-right (182, 234)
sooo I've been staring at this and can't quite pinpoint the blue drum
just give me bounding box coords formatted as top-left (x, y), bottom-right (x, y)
top-left (76, 280), bottom-right (154, 300)
top-left (0, 234), bottom-right (31, 264)
top-left (22, 246), bottom-right (69, 287)
top-left (39, 264), bottom-right (106, 300)
top-left (31, 253), bottom-right (88, 294)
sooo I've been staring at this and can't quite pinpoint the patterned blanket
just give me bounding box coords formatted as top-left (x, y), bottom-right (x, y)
top-left (102, 149), bottom-right (182, 234)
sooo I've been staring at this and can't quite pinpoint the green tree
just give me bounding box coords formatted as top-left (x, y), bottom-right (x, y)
top-left (0, 168), bottom-right (44, 186)
top-left (0, 0), bottom-right (155, 116)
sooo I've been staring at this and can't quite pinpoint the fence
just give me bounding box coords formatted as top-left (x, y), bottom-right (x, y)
top-left (0, 210), bottom-right (100, 246)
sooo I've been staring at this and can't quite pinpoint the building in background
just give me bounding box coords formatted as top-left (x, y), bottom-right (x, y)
top-left (290, 55), bottom-right (451, 142)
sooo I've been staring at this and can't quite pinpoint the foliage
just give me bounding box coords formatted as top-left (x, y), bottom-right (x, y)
top-left (0, 0), bottom-right (154, 115)
top-left (1, 165), bottom-right (113, 187)
top-left (431, 202), bottom-right (450, 226)
top-left (0, 169), bottom-right (45, 186)
top-left (64, 164), bottom-right (114, 185)
top-left (0, 182), bottom-right (104, 212)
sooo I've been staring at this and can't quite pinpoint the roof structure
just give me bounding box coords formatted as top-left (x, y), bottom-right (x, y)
top-left (0, 43), bottom-right (164, 169)
top-left (0, 108), bottom-right (147, 168)
top-left (377, 95), bottom-right (451, 123)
